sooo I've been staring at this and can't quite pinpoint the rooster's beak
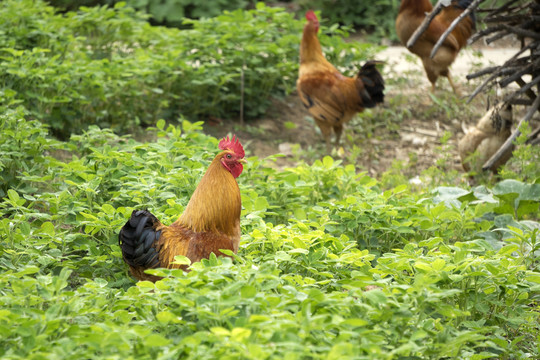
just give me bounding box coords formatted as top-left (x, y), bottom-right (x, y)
top-left (239, 158), bottom-right (247, 164)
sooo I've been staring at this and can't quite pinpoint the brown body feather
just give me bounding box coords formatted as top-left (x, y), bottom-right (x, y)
top-left (396, 0), bottom-right (475, 94)
top-left (297, 13), bottom-right (384, 151)
top-left (119, 150), bottom-right (242, 282)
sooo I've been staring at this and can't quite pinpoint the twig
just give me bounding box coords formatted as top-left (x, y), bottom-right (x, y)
top-left (506, 98), bottom-right (534, 106)
top-left (483, 0), bottom-right (518, 18)
top-left (515, 78), bottom-right (540, 103)
top-left (430, 0), bottom-right (483, 59)
top-left (501, 24), bottom-right (540, 40)
top-left (467, 43), bottom-right (536, 102)
top-left (498, 63), bottom-right (534, 88)
top-left (469, 24), bottom-right (504, 44)
top-left (514, 74), bottom-right (540, 98)
top-left (466, 66), bottom-right (499, 80)
top-left (467, 67), bottom-right (517, 103)
top-left (486, 31), bottom-right (511, 45)
top-left (406, 1), bottom-right (445, 49)
top-left (482, 95), bottom-right (540, 171)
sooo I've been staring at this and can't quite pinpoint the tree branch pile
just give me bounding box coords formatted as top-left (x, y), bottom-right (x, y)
top-left (467, 0), bottom-right (539, 171)
top-left (408, 0), bottom-right (540, 172)
top-left (467, 0), bottom-right (540, 107)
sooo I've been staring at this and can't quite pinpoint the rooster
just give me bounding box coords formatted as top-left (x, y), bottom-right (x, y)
top-left (297, 10), bottom-right (385, 152)
top-left (396, 0), bottom-right (475, 94)
top-left (458, 102), bottom-right (513, 173)
top-left (118, 135), bottom-right (246, 281)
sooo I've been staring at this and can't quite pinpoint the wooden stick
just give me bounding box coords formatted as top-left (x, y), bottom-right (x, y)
top-left (515, 78), bottom-right (538, 102)
top-left (482, 95), bottom-right (540, 171)
top-left (486, 31), bottom-right (511, 44)
top-left (514, 74), bottom-right (540, 97)
top-left (467, 67), bottom-right (516, 103)
top-left (498, 63), bottom-right (534, 88)
top-left (430, 0), bottom-right (484, 59)
top-left (466, 66), bottom-right (499, 80)
top-left (501, 24), bottom-right (540, 40)
top-left (507, 98), bottom-right (534, 106)
top-left (406, 1), bottom-right (445, 49)
top-left (469, 24), bottom-right (504, 44)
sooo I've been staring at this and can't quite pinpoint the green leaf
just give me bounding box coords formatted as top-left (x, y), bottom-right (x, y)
top-left (322, 156), bottom-right (334, 168)
top-left (171, 255), bottom-right (191, 266)
top-left (7, 189), bottom-right (19, 203)
top-left (240, 285), bottom-right (257, 298)
top-left (156, 119), bottom-right (166, 130)
top-left (156, 311), bottom-right (175, 324)
top-left (497, 244), bottom-right (519, 256)
top-left (145, 334), bottom-right (171, 346)
top-left (342, 318), bottom-right (368, 327)
top-left (41, 222), bottom-right (55, 235)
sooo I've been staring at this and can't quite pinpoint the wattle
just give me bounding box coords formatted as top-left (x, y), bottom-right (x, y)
top-left (221, 160), bottom-right (243, 179)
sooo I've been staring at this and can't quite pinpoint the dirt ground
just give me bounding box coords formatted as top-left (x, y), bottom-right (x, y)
top-left (203, 40), bottom-right (526, 179)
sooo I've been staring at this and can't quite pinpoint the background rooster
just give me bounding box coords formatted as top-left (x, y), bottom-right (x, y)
top-left (297, 10), bottom-right (385, 152)
top-left (396, 0), bottom-right (475, 94)
top-left (118, 135), bottom-right (246, 281)
top-left (458, 102), bottom-right (513, 173)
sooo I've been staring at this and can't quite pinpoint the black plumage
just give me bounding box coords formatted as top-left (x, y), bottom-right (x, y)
top-left (118, 210), bottom-right (161, 269)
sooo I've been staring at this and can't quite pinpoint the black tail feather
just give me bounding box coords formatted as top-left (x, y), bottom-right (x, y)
top-left (119, 210), bottom-right (161, 269)
top-left (358, 60), bottom-right (385, 108)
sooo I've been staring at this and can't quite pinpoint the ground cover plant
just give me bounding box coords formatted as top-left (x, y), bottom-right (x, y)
top-left (0, 0), bottom-right (379, 139)
top-left (1, 109), bottom-right (539, 359)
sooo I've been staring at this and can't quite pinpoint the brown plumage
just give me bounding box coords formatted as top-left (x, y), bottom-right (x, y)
top-left (118, 136), bottom-right (246, 282)
top-left (458, 102), bottom-right (513, 173)
top-left (396, 0), bottom-right (475, 94)
top-left (297, 10), bottom-right (385, 152)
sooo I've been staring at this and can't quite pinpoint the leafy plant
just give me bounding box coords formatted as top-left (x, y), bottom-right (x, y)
top-left (1, 117), bottom-right (539, 358)
top-left (297, 0), bottom-right (401, 41)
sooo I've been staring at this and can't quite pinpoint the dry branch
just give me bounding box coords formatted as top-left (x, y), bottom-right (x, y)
top-left (482, 95), bottom-right (540, 171)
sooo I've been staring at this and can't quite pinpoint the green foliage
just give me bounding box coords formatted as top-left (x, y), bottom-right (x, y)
top-left (298, 0), bottom-right (401, 41)
top-left (0, 0), bottom-right (380, 139)
top-left (0, 107), bottom-right (62, 198)
top-left (1, 116), bottom-right (539, 358)
top-left (125, 0), bottom-right (249, 25)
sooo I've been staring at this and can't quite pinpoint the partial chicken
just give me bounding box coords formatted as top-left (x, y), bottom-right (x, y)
top-left (297, 10), bottom-right (385, 151)
top-left (396, 0), bottom-right (475, 94)
top-left (119, 136), bottom-right (246, 281)
top-left (458, 102), bottom-right (513, 173)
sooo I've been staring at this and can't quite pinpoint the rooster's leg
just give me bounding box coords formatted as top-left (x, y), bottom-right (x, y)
top-left (315, 118), bottom-right (332, 152)
top-left (333, 124), bottom-right (343, 147)
top-left (446, 73), bottom-right (460, 96)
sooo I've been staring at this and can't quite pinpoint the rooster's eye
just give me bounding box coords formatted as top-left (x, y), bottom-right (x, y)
top-left (226, 154), bottom-right (232, 159)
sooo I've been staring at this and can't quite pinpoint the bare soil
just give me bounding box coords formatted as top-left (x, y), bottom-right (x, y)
top-left (203, 42), bottom-right (527, 180)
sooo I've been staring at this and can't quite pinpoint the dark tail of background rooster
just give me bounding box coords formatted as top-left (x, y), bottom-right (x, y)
top-left (358, 60), bottom-right (385, 107)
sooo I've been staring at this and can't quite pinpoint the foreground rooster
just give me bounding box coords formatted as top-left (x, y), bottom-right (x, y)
top-left (297, 10), bottom-right (385, 151)
top-left (119, 136), bottom-right (246, 281)
top-left (396, 0), bottom-right (475, 94)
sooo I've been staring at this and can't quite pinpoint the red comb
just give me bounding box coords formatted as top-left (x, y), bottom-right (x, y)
top-left (219, 135), bottom-right (244, 158)
top-left (306, 10), bottom-right (318, 21)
